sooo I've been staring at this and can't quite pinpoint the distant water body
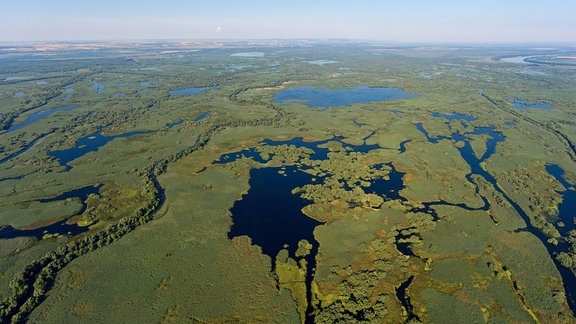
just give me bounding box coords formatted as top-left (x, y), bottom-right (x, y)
top-left (273, 86), bottom-right (420, 109)
top-left (509, 98), bottom-right (555, 110)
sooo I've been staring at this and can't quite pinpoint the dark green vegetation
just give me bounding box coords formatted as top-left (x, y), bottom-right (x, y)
top-left (0, 41), bottom-right (575, 323)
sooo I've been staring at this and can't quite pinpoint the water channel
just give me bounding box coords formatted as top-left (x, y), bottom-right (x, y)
top-left (6, 105), bottom-right (77, 133)
top-left (418, 113), bottom-right (576, 312)
top-left (0, 184), bottom-right (102, 240)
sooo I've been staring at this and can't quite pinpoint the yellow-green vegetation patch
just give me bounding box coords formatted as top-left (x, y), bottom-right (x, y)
top-left (397, 139), bottom-right (484, 207)
top-left (421, 288), bottom-right (486, 323)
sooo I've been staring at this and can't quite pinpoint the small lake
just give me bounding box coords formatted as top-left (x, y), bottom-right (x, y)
top-left (303, 60), bottom-right (337, 66)
top-left (273, 86), bottom-right (420, 109)
top-left (92, 82), bottom-right (105, 94)
top-left (60, 88), bottom-right (75, 100)
top-left (194, 111), bottom-right (211, 122)
top-left (49, 130), bottom-right (151, 168)
top-left (6, 105), bottom-right (77, 133)
top-left (509, 99), bottom-right (555, 110)
top-left (431, 112), bottom-right (477, 122)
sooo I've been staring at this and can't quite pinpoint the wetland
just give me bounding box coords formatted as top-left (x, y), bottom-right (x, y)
top-left (0, 41), bottom-right (575, 323)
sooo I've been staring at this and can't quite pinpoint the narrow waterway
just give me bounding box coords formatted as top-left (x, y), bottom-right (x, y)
top-left (0, 184), bottom-right (102, 240)
top-left (415, 119), bottom-right (576, 313)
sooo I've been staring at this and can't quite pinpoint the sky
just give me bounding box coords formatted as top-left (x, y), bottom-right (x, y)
top-left (1, 0), bottom-right (575, 43)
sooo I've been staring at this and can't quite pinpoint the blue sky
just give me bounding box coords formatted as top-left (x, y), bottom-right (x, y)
top-left (1, 0), bottom-right (574, 43)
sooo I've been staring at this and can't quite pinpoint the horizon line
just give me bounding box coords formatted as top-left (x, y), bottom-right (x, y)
top-left (0, 38), bottom-right (575, 47)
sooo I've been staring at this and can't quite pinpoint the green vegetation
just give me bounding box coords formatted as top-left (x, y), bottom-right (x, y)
top-left (0, 42), bottom-right (575, 323)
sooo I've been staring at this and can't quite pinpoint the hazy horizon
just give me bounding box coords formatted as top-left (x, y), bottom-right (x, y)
top-left (1, 0), bottom-right (575, 44)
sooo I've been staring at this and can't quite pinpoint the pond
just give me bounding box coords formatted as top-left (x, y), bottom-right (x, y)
top-left (194, 111), bottom-right (212, 122)
top-left (60, 88), bottom-right (75, 101)
top-left (272, 86), bottom-right (420, 109)
top-left (92, 82), bottom-right (105, 94)
top-left (509, 98), bottom-right (555, 110)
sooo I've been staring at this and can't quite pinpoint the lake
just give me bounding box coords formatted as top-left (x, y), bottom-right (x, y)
top-left (302, 60), bottom-right (338, 66)
top-left (273, 86), bottom-right (420, 109)
top-left (509, 98), bottom-right (555, 110)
